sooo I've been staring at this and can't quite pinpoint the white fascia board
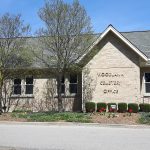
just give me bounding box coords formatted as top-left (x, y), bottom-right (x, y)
top-left (145, 59), bottom-right (150, 66)
top-left (86, 25), bottom-right (148, 62)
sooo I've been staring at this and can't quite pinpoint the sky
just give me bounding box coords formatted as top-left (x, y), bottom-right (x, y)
top-left (0, 0), bottom-right (150, 34)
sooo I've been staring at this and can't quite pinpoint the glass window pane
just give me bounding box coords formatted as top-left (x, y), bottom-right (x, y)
top-left (61, 84), bottom-right (65, 94)
top-left (25, 85), bottom-right (33, 94)
top-left (14, 85), bottom-right (21, 94)
top-left (146, 83), bottom-right (150, 93)
top-left (26, 76), bottom-right (33, 84)
top-left (69, 84), bottom-right (77, 93)
top-left (70, 74), bottom-right (77, 83)
top-left (14, 78), bottom-right (21, 95)
top-left (145, 73), bottom-right (150, 82)
top-left (14, 79), bottom-right (21, 84)
top-left (61, 76), bottom-right (65, 83)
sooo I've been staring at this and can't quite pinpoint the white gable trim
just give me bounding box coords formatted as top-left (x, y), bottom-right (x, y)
top-left (84, 25), bottom-right (148, 62)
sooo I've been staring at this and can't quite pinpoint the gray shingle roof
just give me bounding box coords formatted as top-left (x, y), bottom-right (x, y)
top-left (121, 31), bottom-right (150, 58)
top-left (24, 34), bottom-right (100, 68)
top-left (24, 30), bottom-right (150, 68)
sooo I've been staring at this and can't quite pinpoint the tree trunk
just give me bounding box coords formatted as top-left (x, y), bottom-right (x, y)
top-left (0, 83), bottom-right (3, 115)
top-left (57, 74), bottom-right (63, 112)
top-left (0, 71), bottom-right (3, 114)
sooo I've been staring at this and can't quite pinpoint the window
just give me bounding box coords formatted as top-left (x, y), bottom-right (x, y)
top-left (13, 77), bottom-right (34, 95)
top-left (69, 74), bottom-right (77, 94)
top-left (145, 73), bottom-right (150, 93)
top-left (25, 76), bottom-right (33, 94)
top-left (14, 78), bottom-right (21, 95)
top-left (61, 76), bottom-right (65, 94)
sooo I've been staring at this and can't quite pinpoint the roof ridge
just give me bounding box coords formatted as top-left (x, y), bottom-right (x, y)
top-left (6, 33), bottom-right (101, 39)
top-left (121, 30), bottom-right (150, 33)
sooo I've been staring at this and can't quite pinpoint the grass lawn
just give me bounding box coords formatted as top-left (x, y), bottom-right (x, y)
top-left (11, 112), bottom-right (92, 123)
top-left (11, 111), bottom-right (140, 124)
top-left (0, 111), bottom-right (149, 125)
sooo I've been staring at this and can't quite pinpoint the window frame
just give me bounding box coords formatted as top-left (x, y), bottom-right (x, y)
top-left (12, 76), bottom-right (34, 97)
top-left (69, 74), bottom-right (78, 94)
top-left (61, 75), bottom-right (65, 94)
top-left (144, 72), bottom-right (150, 94)
top-left (25, 76), bottom-right (34, 95)
top-left (13, 78), bottom-right (22, 95)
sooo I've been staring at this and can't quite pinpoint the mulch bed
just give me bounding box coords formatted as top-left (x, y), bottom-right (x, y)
top-left (0, 113), bottom-right (27, 122)
top-left (91, 113), bottom-right (140, 125)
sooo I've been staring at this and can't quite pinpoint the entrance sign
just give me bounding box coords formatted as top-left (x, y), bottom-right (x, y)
top-left (97, 72), bottom-right (124, 94)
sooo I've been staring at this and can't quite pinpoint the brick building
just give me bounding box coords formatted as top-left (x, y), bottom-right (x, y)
top-left (10, 25), bottom-right (150, 112)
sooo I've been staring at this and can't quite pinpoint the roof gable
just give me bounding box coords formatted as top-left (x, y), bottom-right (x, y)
top-left (80, 25), bottom-right (148, 64)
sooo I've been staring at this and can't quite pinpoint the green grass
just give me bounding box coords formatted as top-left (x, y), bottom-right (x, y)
top-left (138, 113), bottom-right (150, 125)
top-left (12, 112), bottom-right (92, 123)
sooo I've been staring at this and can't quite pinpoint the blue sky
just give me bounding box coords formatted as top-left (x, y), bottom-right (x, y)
top-left (0, 0), bottom-right (150, 34)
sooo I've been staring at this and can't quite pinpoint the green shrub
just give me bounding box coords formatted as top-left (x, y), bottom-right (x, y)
top-left (85, 102), bottom-right (96, 113)
top-left (97, 102), bottom-right (107, 112)
top-left (139, 103), bottom-right (150, 112)
top-left (139, 113), bottom-right (150, 124)
top-left (107, 103), bottom-right (117, 112)
top-left (128, 103), bottom-right (139, 113)
top-left (118, 103), bottom-right (127, 113)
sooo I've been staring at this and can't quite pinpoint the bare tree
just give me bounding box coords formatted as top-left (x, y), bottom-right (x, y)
top-left (35, 0), bottom-right (93, 112)
top-left (0, 13), bottom-right (32, 113)
top-left (82, 67), bottom-right (97, 111)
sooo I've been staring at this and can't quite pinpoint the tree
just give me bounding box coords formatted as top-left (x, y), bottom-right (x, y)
top-left (0, 13), bottom-right (31, 113)
top-left (35, 0), bottom-right (93, 112)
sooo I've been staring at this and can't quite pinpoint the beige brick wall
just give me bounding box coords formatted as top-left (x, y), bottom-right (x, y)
top-left (83, 31), bottom-right (142, 104)
top-left (10, 73), bottom-right (82, 112)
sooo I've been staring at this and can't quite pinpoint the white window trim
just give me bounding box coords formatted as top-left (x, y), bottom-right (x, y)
top-left (144, 72), bottom-right (150, 96)
top-left (55, 76), bottom-right (65, 95)
top-left (13, 78), bottom-right (22, 96)
top-left (69, 74), bottom-right (78, 95)
top-left (61, 75), bottom-right (65, 94)
top-left (25, 76), bottom-right (34, 95)
top-left (54, 75), bottom-right (79, 97)
top-left (12, 76), bottom-right (34, 97)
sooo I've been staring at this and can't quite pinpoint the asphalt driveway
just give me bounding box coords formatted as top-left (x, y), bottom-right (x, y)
top-left (0, 123), bottom-right (150, 150)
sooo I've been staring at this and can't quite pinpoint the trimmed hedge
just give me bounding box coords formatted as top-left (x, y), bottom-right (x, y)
top-left (118, 103), bottom-right (127, 113)
top-left (97, 102), bottom-right (107, 112)
top-left (139, 103), bottom-right (150, 112)
top-left (107, 103), bottom-right (117, 112)
top-left (128, 103), bottom-right (139, 113)
top-left (85, 102), bottom-right (149, 113)
top-left (85, 102), bottom-right (96, 113)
